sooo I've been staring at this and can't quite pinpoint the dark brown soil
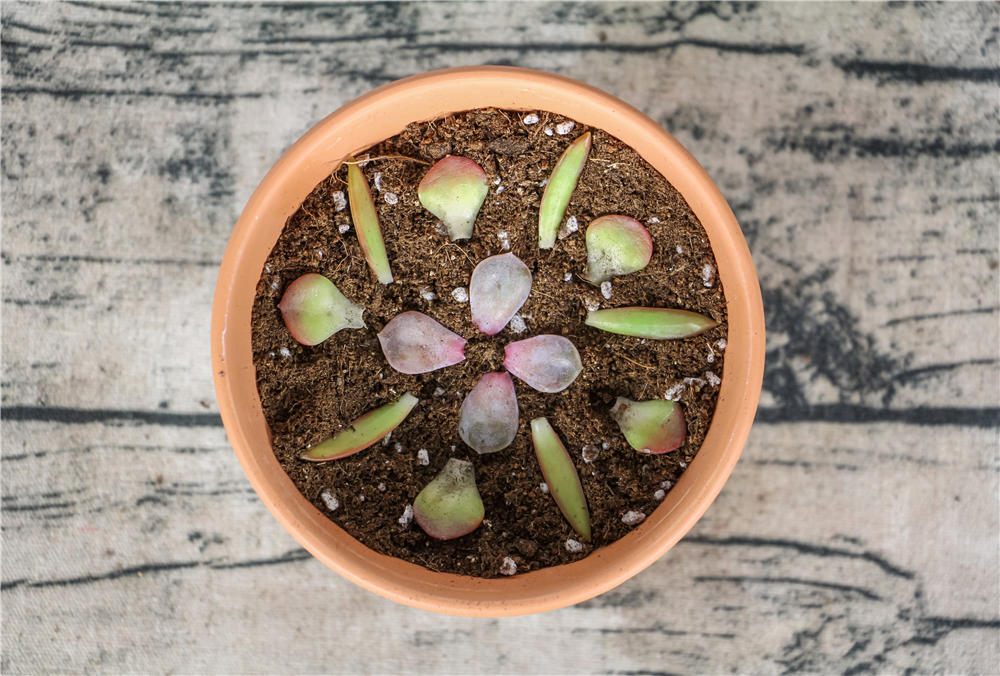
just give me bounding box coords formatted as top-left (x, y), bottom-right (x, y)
top-left (251, 108), bottom-right (727, 578)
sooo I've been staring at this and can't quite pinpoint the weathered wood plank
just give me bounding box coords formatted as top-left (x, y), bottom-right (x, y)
top-left (2, 1), bottom-right (998, 673)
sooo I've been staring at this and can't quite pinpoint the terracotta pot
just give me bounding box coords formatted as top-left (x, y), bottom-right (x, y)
top-left (212, 66), bottom-right (765, 616)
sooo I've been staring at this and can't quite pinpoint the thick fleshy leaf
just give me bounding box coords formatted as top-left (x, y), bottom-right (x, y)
top-left (347, 160), bottom-right (393, 284)
top-left (469, 253), bottom-right (532, 335)
top-left (538, 132), bottom-right (591, 249)
top-left (413, 458), bottom-right (484, 540)
top-left (504, 335), bottom-right (582, 393)
top-left (585, 307), bottom-right (717, 339)
top-left (418, 156), bottom-right (489, 240)
top-left (531, 417), bottom-right (591, 541)
top-left (378, 311), bottom-right (466, 374)
top-left (301, 393), bottom-right (419, 462)
top-left (584, 215), bottom-right (653, 283)
top-left (610, 396), bottom-right (686, 454)
top-left (459, 372), bottom-right (519, 454)
top-left (278, 273), bottom-right (365, 346)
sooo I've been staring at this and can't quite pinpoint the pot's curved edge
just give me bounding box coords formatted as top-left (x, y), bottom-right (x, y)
top-left (211, 66), bottom-right (766, 617)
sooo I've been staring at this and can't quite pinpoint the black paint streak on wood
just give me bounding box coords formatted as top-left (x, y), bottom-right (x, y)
top-left (400, 38), bottom-right (807, 56)
top-left (883, 306), bottom-right (999, 327)
top-left (892, 359), bottom-right (1000, 384)
top-left (210, 549), bottom-right (311, 569)
top-left (694, 575), bottom-right (883, 601)
top-left (1, 406), bottom-right (223, 428)
top-left (836, 59), bottom-right (1000, 84)
top-left (2, 502), bottom-right (76, 512)
top-left (1, 86), bottom-right (264, 102)
top-left (684, 535), bottom-right (916, 579)
top-left (7, 253), bottom-right (221, 267)
top-left (755, 404), bottom-right (1000, 428)
top-left (767, 132), bottom-right (1000, 162)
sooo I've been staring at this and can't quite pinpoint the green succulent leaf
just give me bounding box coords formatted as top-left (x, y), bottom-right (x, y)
top-left (418, 155), bottom-right (489, 241)
top-left (610, 397), bottom-right (686, 454)
top-left (584, 215), bottom-right (653, 283)
top-left (413, 458), bottom-right (485, 540)
top-left (538, 132), bottom-right (591, 249)
top-left (584, 307), bottom-right (717, 339)
top-left (530, 417), bottom-right (591, 541)
top-left (300, 393), bottom-right (418, 462)
top-left (278, 273), bottom-right (365, 346)
top-left (347, 160), bottom-right (393, 284)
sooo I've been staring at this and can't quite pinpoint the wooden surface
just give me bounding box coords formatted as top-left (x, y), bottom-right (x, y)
top-left (2, 2), bottom-right (998, 673)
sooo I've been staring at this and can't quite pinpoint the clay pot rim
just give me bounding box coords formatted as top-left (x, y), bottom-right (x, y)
top-left (211, 66), bottom-right (765, 617)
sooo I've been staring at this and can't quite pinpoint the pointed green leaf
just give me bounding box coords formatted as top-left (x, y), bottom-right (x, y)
top-left (530, 417), bottom-right (591, 541)
top-left (413, 458), bottom-right (485, 540)
top-left (301, 393), bottom-right (418, 462)
top-left (347, 160), bottom-right (393, 284)
top-left (610, 397), bottom-right (686, 454)
top-left (418, 155), bottom-right (489, 240)
top-left (538, 132), bottom-right (591, 249)
top-left (585, 307), bottom-right (717, 339)
top-left (278, 273), bottom-right (365, 346)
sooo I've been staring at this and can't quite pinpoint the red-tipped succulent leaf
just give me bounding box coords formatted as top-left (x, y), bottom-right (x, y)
top-left (610, 396), bottom-right (686, 454)
top-left (418, 155), bottom-right (489, 241)
top-left (531, 417), bottom-right (591, 541)
top-left (503, 335), bottom-right (582, 393)
top-left (585, 307), bottom-right (717, 339)
top-left (301, 393), bottom-right (419, 462)
top-left (413, 458), bottom-right (485, 540)
top-left (278, 273), bottom-right (365, 346)
top-left (469, 253), bottom-right (532, 335)
top-left (377, 311), bottom-right (467, 374)
top-left (583, 215), bottom-right (653, 283)
top-left (538, 132), bottom-right (591, 249)
top-left (347, 160), bottom-right (393, 284)
top-left (459, 372), bottom-right (519, 454)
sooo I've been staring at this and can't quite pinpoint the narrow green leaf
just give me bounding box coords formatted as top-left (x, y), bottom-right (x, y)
top-left (347, 160), bottom-right (393, 284)
top-left (538, 132), bottom-right (591, 249)
top-left (585, 307), bottom-right (717, 339)
top-left (530, 417), bottom-right (591, 541)
top-left (301, 393), bottom-right (418, 461)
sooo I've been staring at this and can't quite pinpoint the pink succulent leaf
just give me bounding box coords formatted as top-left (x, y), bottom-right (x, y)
top-left (418, 156), bottom-right (489, 241)
top-left (583, 215), bottom-right (653, 283)
top-left (459, 372), bottom-right (519, 454)
top-left (610, 396), bottom-right (686, 454)
top-left (469, 253), bottom-right (532, 335)
top-left (378, 311), bottom-right (467, 374)
top-left (503, 335), bottom-right (583, 393)
top-left (278, 273), bottom-right (365, 346)
top-left (301, 393), bottom-right (418, 462)
top-left (413, 458), bottom-right (485, 540)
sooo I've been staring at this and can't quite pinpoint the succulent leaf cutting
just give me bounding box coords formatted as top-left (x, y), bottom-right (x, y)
top-left (301, 393), bottom-right (419, 462)
top-left (459, 372), bottom-right (519, 454)
top-left (504, 335), bottom-right (583, 393)
top-left (377, 311), bottom-right (467, 374)
top-left (583, 215), bottom-right (653, 284)
top-left (347, 159), bottom-right (394, 284)
top-left (469, 253), bottom-right (532, 335)
top-left (413, 458), bottom-right (485, 540)
top-left (585, 307), bottom-right (717, 339)
top-left (610, 397), bottom-right (686, 455)
top-left (418, 155), bottom-right (489, 241)
top-left (278, 273), bottom-right (365, 346)
top-left (538, 132), bottom-right (591, 249)
top-left (531, 417), bottom-right (591, 541)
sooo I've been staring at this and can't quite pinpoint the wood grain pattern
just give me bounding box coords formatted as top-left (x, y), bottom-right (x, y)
top-left (2, 2), bottom-right (998, 673)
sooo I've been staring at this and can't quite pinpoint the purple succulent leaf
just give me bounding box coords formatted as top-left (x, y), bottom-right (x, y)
top-left (469, 253), bottom-right (532, 335)
top-left (377, 311), bottom-right (467, 374)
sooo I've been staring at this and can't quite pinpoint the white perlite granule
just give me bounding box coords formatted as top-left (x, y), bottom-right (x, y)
top-left (279, 347), bottom-right (291, 358)
top-left (382, 431), bottom-right (392, 445)
top-left (544, 127), bottom-right (554, 136)
top-left (706, 371), bottom-right (721, 387)
top-left (338, 223), bottom-right (350, 234)
top-left (581, 444), bottom-right (600, 463)
top-left (660, 480), bottom-right (673, 489)
top-left (676, 245), bottom-right (684, 254)
top-left (398, 504), bottom-right (413, 528)
top-left (509, 314), bottom-right (527, 334)
top-left (384, 192), bottom-right (398, 205)
top-left (497, 231), bottom-right (510, 250)
top-left (564, 215), bottom-right (578, 233)
top-left (419, 287), bottom-right (437, 301)
top-left (435, 221), bottom-right (449, 236)
top-left (393, 442), bottom-right (403, 453)
top-left (522, 113), bottom-right (539, 125)
top-left (416, 449), bottom-right (430, 466)
top-left (584, 298), bottom-right (601, 312)
top-left (622, 510), bottom-right (646, 526)
top-left (500, 557), bottom-right (518, 576)
top-left (717, 338), bottom-right (727, 350)
top-left (600, 281), bottom-right (612, 300)
top-left (564, 272), bottom-right (573, 282)
top-left (556, 120), bottom-right (576, 135)
top-left (373, 171), bottom-right (382, 191)
top-left (496, 185), bottom-right (505, 193)
top-left (601, 441), bottom-right (610, 450)
top-left (702, 263), bottom-right (715, 287)
top-left (432, 387), bottom-right (445, 397)
top-left (684, 377), bottom-right (706, 388)
top-left (565, 539), bottom-right (585, 553)
top-left (271, 279), bottom-right (280, 290)
top-left (332, 191), bottom-right (346, 212)
top-left (654, 489), bottom-right (666, 501)
top-left (378, 482), bottom-right (386, 492)
top-left (320, 490), bottom-right (340, 513)
top-left (539, 482), bottom-right (549, 494)
top-left (647, 217), bottom-right (660, 224)
top-left (451, 286), bottom-right (469, 303)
